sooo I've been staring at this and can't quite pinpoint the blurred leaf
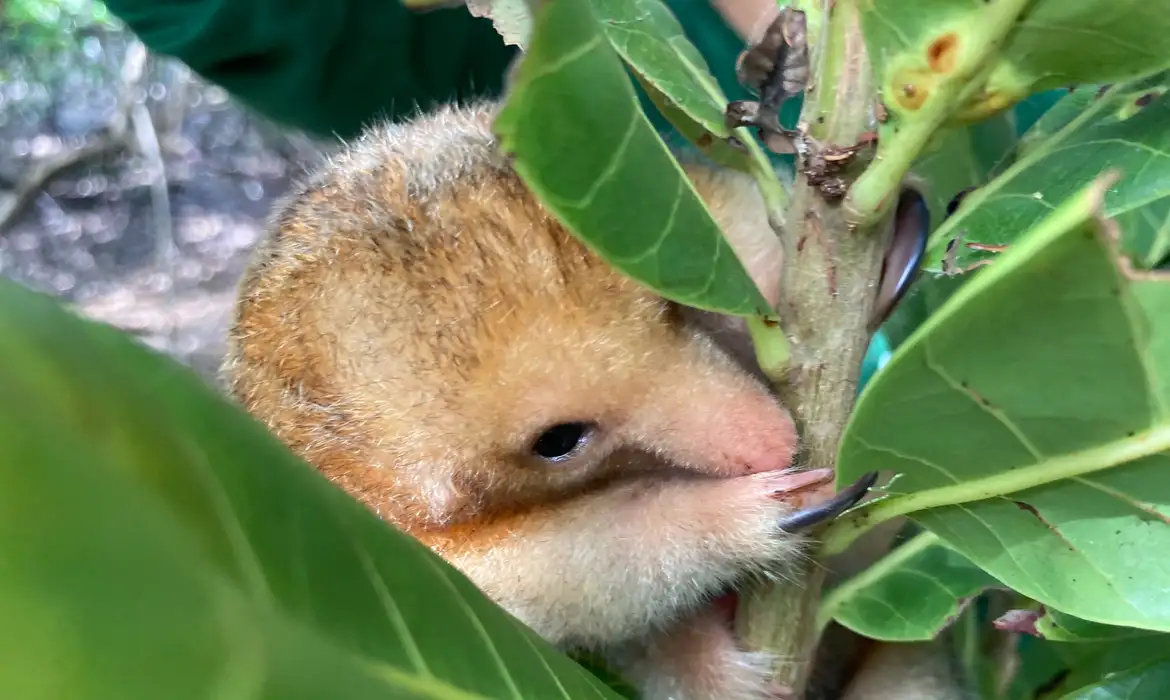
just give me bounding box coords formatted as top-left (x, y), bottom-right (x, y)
top-left (0, 278), bottom-right (626, 700)
top-left (1013, 636), bottom-right (1170, 700)
top-left (494, 0), bottom-right (772, 317)
top-left (927, 73), bottom-right (1170, 271)
top-left (820, 531), bottom-right (1002, 642)
top-left (836, 174), bottom-right (1170, 632)
top-left (1013, 89), bottom-right (1075, 139)
top-left (465, 0), bottom-right (532, 47)
top-left (1056, 661), bottom-right (1170, 700)
top-left (1116, 195), bottom-right (1170, 269)
top-left (1015, 87), bottom-right (1105, 155)
top-left (1008, 634), bottom-right (1079, 700)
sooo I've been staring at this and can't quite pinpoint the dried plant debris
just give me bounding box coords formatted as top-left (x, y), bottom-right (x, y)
top-left (726, 7), bottom-right (809, 155)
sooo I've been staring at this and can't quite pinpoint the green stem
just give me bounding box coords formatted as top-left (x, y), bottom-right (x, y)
top-left (842, 0), bottom-right (1035, 228)
top-left (746, 316), bottom-right (791, 381)
top-left (745, 137), bottom-right (791, 231)
top-left (820, 423), bottom-right (1170, 556)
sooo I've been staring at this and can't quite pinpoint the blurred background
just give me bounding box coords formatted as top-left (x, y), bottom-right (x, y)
top-left (0, 0), bottom-right (332, 381)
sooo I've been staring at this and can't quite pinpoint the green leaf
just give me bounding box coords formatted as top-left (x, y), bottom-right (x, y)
top-left (878, 110), bottom-right (1020, 350)
top-left (494, 0), bottom-right (772, 317)
top-left (0, 278), bottom-right (625, 700)
top-left (1032, 608), bottom-right (1162, 643)
top-left (589, 0), bottom-right (729, 138)
top-left (834, 174), bottom-right (1170, 632)
top-left (996, 2), bottom-right (1170, 93)
top-left (878, 272), bottom-right (966, 351)
top-left (911, 124), bottom-right (1001, 225)
top-left (1056, 660), bottom-right (1170, 700)
top-left (820, 531), bottom-right (1002, 642)
top-left (1116, 195), bottom-right (1170, 269)
top-left (847, 0), bottom-right (1170, 225)
top-left (1009, 635), bottom-right (1170, 700)
top-left (1042, 636), bottom-right (1170, 700)
top-left (926, 73), bottom-right (1170, 271)
top-left (633, 74), bottom-right (752, 173)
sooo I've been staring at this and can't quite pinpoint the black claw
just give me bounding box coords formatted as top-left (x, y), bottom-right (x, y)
top-left (869, 187), bottom-right (930, 332)
top-left (776, 471), bottom-right (879, 532)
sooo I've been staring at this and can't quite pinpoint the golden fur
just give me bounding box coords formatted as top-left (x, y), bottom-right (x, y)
top-left (222, 101), bottom-right (966, 700)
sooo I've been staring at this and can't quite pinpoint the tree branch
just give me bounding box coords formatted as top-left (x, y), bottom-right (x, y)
top-left (734, 1), bottom-right (888, 696)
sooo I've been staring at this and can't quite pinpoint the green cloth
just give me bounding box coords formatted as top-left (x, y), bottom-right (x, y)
top-left (102, 0), bottom-right (756, 141)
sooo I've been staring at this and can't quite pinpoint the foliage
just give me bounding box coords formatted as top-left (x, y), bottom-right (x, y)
top-left (492, 0), bottom-right (776, 317)
top-left (6, 0), bottom-right (1170, 698)
top-left (1, 0), bottom-right (120, 107)
top-left (485, 0), bottom-right (1170, 696)
top-left (3, 0), bottom-right (113, 50)
top-left (0, 276), bottom-right (626, 700)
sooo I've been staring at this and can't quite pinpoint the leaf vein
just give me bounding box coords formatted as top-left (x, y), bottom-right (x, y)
top-left (414, 553), bottom-right (524, 700)
top-left (518, 35), bottom-right (605, 87)
top-left (1073, 474), bottom-right (1170, 526)
top-left (852, 434), bottom-right (962, 484)
top-left (923, 342), bottom-right (1046, 461)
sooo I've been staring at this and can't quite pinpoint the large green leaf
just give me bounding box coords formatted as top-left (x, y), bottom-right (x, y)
top-left (926, 73), bottom-right (1170, 271)
top-left (819, 531), bottom-right (1002, 642)
top-left (0, 278), bottom-right (625, 700)
top-left (834, 175), bottom-right (1170, 632)
top-left (493, 0), bottom-right (772, 317)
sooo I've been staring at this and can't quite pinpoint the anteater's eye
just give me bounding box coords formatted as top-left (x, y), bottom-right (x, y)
top-left (531, 422), bottom-right (595, 461)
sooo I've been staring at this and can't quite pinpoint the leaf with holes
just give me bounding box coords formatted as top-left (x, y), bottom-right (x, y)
top-left (926, 73), bottom-right (1170, 272)
top-left (494, 0), bottom-right (772, 317)
top-left (819, 531), bottom-right (1002, 642)
top-left (0, 278), bottom-right (626, 700)
top-left (834, 173), bottom-right (1170, 632)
